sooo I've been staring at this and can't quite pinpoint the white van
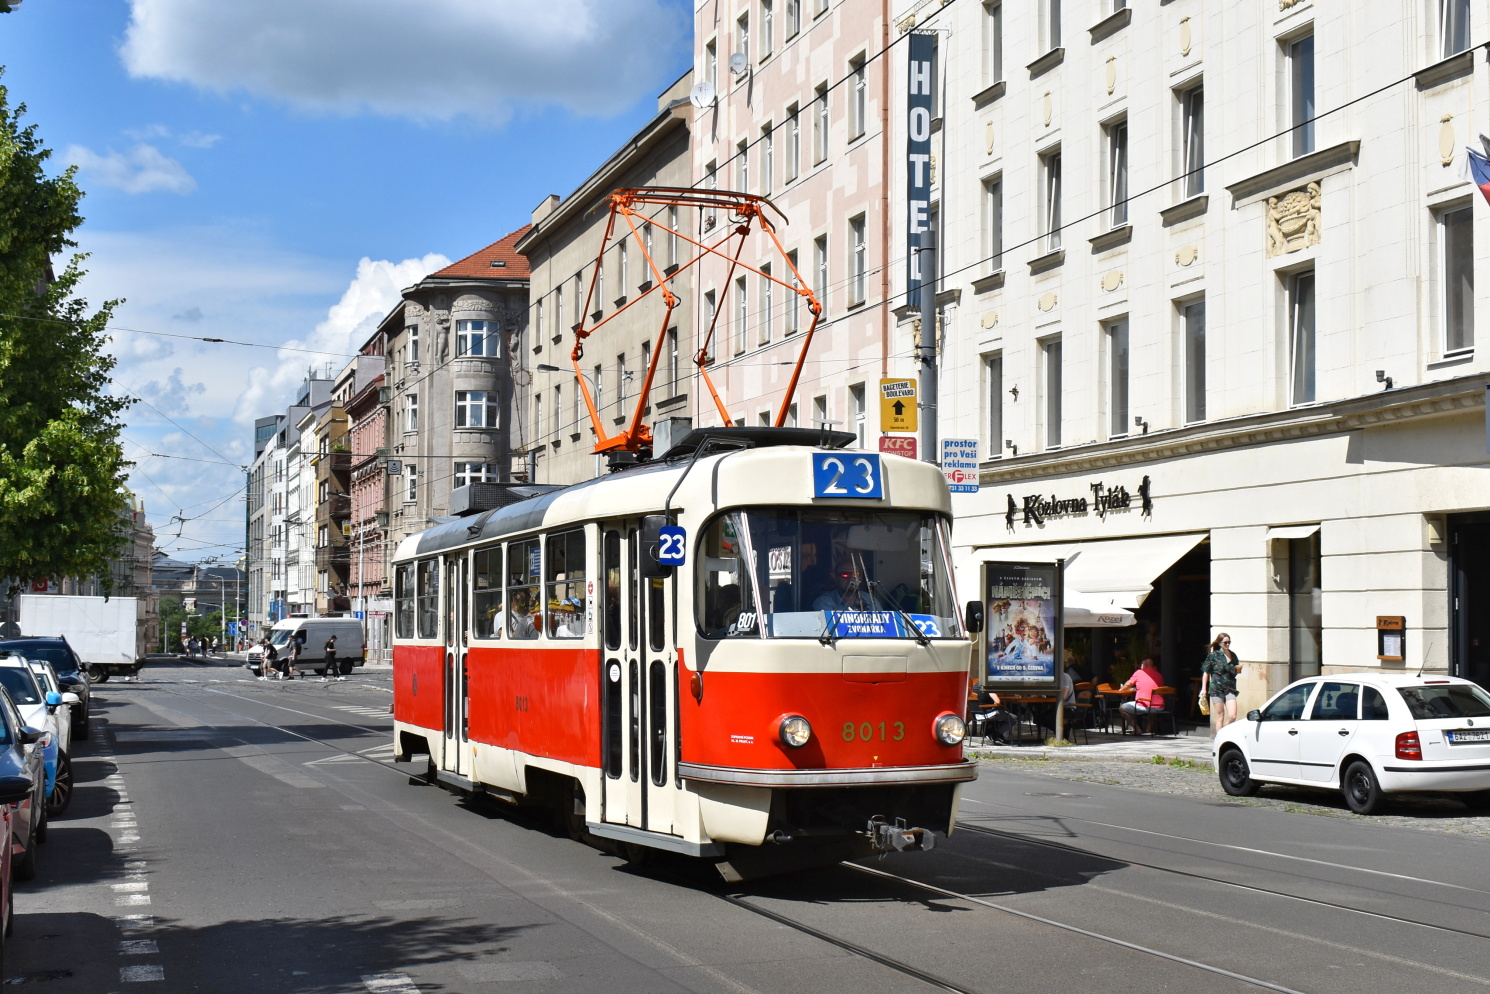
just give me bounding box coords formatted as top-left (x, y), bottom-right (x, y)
top-left (247, 616), bottom-right (365, 675)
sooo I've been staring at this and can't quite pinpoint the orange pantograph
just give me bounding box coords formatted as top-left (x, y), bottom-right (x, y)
top-left (569, 186), bottom-right (822, 457)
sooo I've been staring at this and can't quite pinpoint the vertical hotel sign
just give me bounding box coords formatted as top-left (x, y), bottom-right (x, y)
top-left (906, 32), bottom-right (935, 308)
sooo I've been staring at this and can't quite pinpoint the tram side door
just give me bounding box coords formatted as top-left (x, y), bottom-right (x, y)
top-left (599, 523), bottom-right (678, 835)
top-left (442, 552), bottom-right (470, 777)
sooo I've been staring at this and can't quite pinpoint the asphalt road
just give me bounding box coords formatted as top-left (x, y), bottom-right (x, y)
top-left (8, 659), bottom-right (1489, 993)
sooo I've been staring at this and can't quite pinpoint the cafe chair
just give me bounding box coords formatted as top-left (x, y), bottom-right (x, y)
top-left (1146, 686), bottom-right (1178, 737)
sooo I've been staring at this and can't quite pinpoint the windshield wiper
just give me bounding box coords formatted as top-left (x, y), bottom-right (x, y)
top-left (818, 610), bottom-right (840, 647)
top-left (867, 579), bottom-right (931, 647)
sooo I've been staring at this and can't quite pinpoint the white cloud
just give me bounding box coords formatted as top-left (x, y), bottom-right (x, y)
top-left (125, 124), bottom-right (223, 148)
top-left (230, 253), bottom-right (449, 425)
top-left (64, 143), bottom-right (196, 195)
top-left (119, 0), bottom-right (688, 124)
top-left (177, 130), bottom-right (222, 148)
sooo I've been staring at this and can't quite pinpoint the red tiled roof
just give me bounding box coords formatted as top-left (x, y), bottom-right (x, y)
top-left (430, 224), bottom-right (533, 280)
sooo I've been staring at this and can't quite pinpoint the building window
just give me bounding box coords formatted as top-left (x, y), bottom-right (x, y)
top-left (455, 390), bottom-right (499, 429)
top-left (1042, 339), bottom-right (1062, 449)
top-left (1288, 532), bottom-right (1322, 680)
top-left (1288, 271), bottom-right (1316, 405)
top-left (534, 297), bottom-right (544, 345)
top-left (815, 0), bottom-right (827, 16)
top-left (1441, 203), bottom-right (1475, 353)
top-left (1041, 148), bottom-right (1062, 252)
top-left (553, 385), bottom-right (561, 436)
top-left (761, 0), bottom-right (774, 57)
top-left (593, 364), bottom-right (604, 413)
top-left (737, 12), bottom-right (749, 67)
top-left (850, 55), bottom-right (867, 139)
top-left (812, 394), bottom-right (828, 427)
top-left (408, 325), bottom-right (420, 363)
top-left (786, 0), bottom-right (800, 38)
top-left (617, 353), bottom-right (628, 411)
top-left (850, 383), bottom-right (866, 447)
top-left (786, 103), bottom-right (801, 181)
top-left (983, 176), bottom-right (1003, 271)
top-left (617, 238), bottom-right (628, 294)
top-left (983, 2), bottom-right (1003, 85)
top-left (985, 353), bottom-right (1003, 457)
top-left (406, 393), bottom-right (418, 432)
top-left (1182, 299), bottom-right (1207, 423)
top-left (667, 327), bottom-right (680, 392)
top-left (735, 277), bottom-right (748, 354)
top-left (405, 466), bottom-right (417, 504)
top-left (571, 275), bottom-right (582, 326)
top-left (706, 39), bottom-right (717, 93)
top-left (848, 215), bottom-right (867, 305)
top-left (454, 462), bottom-right (494, 488)
top-left (667, 206), bottom-right (679, 268)
top-left (703, 289), bottom-right (717, 361)
top-left (736, 139), bottom-right (748, 191)
top-left (554, 289), bottom-right (564, 338)
top-left (1106, 320), bottom-right (1130, 438)
top-left (760, 262), bottom-right (774, 343)
top-left (534, 391), bottom-right (544, 439)
top-left (1289, 32), bottom-right (1315, 157)
top-left (762, 122), bottom-right (774, 194)
top-left (1180, 84), bottom-right (1204, 197)
top-left (814, 84), bottom-right (829, 164)
top-left (596, 256), bottom-right (605, 308)
top-left (1442, 0), bottom-right (1470, 58)
top-left (1106, 119), bottom-right (1128, 227)
top-left (814, 235), bottom-right (829, 315)
top-left (1043, 0), bottom-right (1061, 50)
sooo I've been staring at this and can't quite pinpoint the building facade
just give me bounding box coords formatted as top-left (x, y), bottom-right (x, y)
top-left (345, 344), bottom-right (390, 659)
top-left (690, 0), bottom-right (895, 442)
top-left (901, 0), bottom-right (1490, 708)
top-left (382, 229), bottom-right (532, 553)
top-left (517, 71), bottom-right (695, 483)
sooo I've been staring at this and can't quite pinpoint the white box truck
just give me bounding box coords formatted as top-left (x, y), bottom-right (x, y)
top-left (18, 595), bottom-right (146, 681)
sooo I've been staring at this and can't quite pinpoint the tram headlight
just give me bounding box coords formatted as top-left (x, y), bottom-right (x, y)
top-left (778, 714), bottom-right (813, 749)
top-left (933, 712), bottom-right (966, 746)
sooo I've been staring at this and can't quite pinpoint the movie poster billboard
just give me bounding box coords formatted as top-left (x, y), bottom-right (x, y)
top-left (982, 561), bottom-right (1063, 689)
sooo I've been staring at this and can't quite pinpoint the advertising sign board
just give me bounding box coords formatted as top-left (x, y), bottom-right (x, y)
top-left (880, 378), bottom-right (917, 432)
top-left (942, 438), bottom-right (979, 492)
top-left (981, 560), bottom-right (1063, 690)
top-left (879, 435), bottom-right (917, 459)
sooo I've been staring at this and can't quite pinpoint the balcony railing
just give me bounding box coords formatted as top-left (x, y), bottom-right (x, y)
top-left (325, 493), bottom-right (351, 519)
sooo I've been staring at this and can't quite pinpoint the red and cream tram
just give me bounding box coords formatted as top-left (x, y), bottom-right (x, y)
top-left (390, 428), bottom-right (977, 877)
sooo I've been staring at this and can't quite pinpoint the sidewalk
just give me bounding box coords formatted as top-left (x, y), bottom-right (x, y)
top-left (967, 726), bottom-right (1216, 765)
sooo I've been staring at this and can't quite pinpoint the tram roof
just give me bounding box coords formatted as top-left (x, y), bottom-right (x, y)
top-left (394, 431), bottom-right (951, 562)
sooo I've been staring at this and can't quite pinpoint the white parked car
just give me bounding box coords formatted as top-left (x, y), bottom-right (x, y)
top-left (0, 657), bottom-right (75, 816)
top-left (1215, 673), bottom-right (1490, 814)
top-left (26, 660), bottom-right (75, 815)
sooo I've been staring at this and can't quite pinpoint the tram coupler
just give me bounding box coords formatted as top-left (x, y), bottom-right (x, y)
top-left (866, 816), bottom-right (935, 854)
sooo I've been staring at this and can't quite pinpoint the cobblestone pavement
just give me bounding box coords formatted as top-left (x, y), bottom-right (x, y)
top-left (975, 755), bottom-right (1490, 839)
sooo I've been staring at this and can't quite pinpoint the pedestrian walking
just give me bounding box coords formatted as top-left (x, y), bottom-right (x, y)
top-left (322, 634), bottom-right (343, 681)
top-left (286, 632), bottom-right (304, 680)
top-left (258, 638), bottom-right (278, 680)
top-left (1201, 633), bottom-right (1243, 734)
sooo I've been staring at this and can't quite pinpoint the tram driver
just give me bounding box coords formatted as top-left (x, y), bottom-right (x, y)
top-left (811, 555), bottom-right (882, 613)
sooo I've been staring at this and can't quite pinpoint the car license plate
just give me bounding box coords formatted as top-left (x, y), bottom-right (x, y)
top-left (1447, 729), bottom-right (1490, 744)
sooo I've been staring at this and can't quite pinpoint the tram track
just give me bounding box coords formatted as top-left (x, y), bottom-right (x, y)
top-left (109, 680), bottom-right (1488, 994)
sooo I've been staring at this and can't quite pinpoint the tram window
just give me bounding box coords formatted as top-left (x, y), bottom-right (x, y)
top-left (627, 529), bottom-right (639, 650)
top-left (472, 546), bottom-right (503, 639)
top-left (649, 659), bottom-right (667, 787)
top-left (698, 512), bottom-right (761, 639)
top-left (648, 577), bottom-right (665, 651)
top-left (545, 529), bottom-right (587, 638)
top-left (394, 565), bottom-right (415, 639)
top-left (696, 508), bottom-right (961, 640)
top-left (506, 538), bottom-right (542, 639)
top-left (604, 530), bottom-right (622, 651)
top-left (416, 559), bottom-right (440, 640)
top-left (629, 658), bottom-right (640, 783)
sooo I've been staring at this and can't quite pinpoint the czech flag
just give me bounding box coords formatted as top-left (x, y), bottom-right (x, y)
top-left (1460, 145), bottom-right (1490, 205)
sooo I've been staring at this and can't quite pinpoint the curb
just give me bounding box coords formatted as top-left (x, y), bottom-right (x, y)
top-left (968, 746), bottom-right (1215, 766)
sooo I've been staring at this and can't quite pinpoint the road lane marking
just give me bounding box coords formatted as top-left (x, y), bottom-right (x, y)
top-left (111, 882), bottom-right (149, 893)
top-left (120, 964), bottom-right (165, 982)
top-left (118, 940), bottom-right (159, 955)
top-left (115, 894), bottom-right (152, 907)
top-left (362, 974), bottom-right (420, 994)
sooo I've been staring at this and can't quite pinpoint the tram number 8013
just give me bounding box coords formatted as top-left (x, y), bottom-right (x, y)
top-left (843, 720), bottom-right (905, 742)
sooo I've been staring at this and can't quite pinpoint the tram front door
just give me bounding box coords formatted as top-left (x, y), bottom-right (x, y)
top-left (442, 552), bottom-right (469, 777)
top-left (599, 523), bottom-right (678, 836)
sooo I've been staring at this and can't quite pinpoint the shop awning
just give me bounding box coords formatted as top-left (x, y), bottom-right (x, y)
top-left (1267, 524), bottom-right (1320, 540)
top-left (975, 532), bottom-right (1208, 623)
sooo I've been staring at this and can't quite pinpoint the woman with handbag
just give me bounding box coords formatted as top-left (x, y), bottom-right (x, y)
top-left (1200, 633), bottom-right (1242, 735)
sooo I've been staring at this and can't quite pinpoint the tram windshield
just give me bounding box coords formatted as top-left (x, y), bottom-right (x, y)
top-left (697, 508), bottom-right (960, 640)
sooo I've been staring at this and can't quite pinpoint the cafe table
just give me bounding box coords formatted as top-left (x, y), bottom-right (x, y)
top-left (1095, 683), bottom-right (1136, 734)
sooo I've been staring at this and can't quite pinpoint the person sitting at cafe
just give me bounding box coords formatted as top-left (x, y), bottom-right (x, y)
top-left (1118, 657), bottom-right (1165, 734)
top-left (972, 685), bottom-right (1017, 744)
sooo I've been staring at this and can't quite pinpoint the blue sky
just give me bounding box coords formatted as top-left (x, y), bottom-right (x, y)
top-left (1, 0), bottom-right (690, 560)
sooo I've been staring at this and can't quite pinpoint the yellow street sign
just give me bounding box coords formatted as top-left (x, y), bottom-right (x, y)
top-left (880, 378), bottom-right (917, 433)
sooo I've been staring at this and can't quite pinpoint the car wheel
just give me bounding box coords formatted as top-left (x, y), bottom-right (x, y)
top-left (46, 755), bottom-right (72, 818)
top-left (74, 708), bottom-right (89, 738)
top-left (1460, 789), bottom-right (1490, 812)
top-left (1219, 749), bottom-right (1261, 797)
top-left (14, 809), bottom-right (37, 881)
top-left (34, 796), bottom-right (47, 845)
top-left (94, 673), bottom-right (110, 684)
top-left (1343, 760), bottom-right (1384, 815)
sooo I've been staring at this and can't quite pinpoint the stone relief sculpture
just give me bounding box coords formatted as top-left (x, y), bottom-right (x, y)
top-left (1266, 181), bottom-right (1322, 257)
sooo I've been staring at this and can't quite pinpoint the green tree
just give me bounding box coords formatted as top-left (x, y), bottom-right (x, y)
top-left (0, 73), bottom-right (130, 587)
